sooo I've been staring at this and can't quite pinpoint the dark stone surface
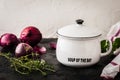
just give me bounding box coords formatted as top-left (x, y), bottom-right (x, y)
top-left (0, 38), bottom-right (120, 80)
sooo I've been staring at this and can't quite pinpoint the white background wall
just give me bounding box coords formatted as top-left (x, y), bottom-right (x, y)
top-left (0, 0), bottom-right (120, 38)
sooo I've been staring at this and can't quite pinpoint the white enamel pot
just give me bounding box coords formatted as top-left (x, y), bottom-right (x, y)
top-left (56, 19), bottom-right (112, 67)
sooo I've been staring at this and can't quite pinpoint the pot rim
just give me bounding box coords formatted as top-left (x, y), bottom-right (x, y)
top-left (56, 31), bottom-right (102, 40)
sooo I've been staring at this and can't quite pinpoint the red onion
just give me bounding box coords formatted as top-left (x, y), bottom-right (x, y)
top-left (49, 42), bottom-right (56, 50)
top-left (15, 43), bottom-right (33, 57)
top-left (0, 38), bottom-right (1, 46)
top-left (20, 26), bottom-right (42, 47)
top-left (0, 33), bottom-right (19, 47)
top-left (33, 46), bottom-right (46, 55)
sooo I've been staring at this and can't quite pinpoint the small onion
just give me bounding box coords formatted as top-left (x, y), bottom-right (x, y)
top-left (15, 43), bottom-right (33, 57)
top-left (33, 46), bottom-right (46, 55)
top-left (49, 42), bottom-right (56, 50)
top-left (39, 46), bottom-right (47, 54)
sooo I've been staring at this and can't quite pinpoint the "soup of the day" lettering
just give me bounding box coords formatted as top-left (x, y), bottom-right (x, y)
top-left (68, 58), bottom-right (92, 63)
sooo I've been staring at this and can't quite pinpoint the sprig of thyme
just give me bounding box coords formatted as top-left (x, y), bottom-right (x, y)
top-left (0, 53), bottom-right (55, 75)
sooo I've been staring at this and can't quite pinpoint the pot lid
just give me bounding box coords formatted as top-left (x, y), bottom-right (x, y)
top-left (57, 19), bottom-right (102, 38)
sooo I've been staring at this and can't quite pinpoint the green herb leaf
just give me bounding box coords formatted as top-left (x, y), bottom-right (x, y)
top-left (101, 40), bottom-right (109, 53)
top-left (101, 38), bottom-right (120, 54)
